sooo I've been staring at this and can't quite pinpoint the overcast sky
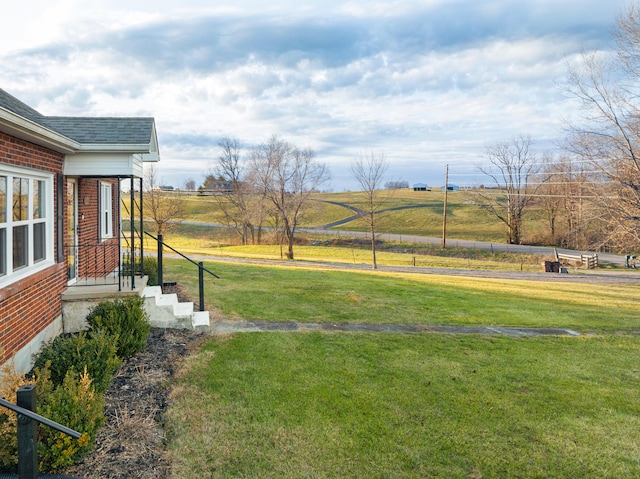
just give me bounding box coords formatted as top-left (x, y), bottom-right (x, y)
top-left (0, 0), bottom-right (632, 189)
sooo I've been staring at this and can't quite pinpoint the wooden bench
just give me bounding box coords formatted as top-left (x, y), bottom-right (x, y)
top-left (556, 252), bottom-right (598, 269)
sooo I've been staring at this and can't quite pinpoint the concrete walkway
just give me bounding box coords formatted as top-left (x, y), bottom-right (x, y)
top-left (212, 319), bottom-right (581, 337)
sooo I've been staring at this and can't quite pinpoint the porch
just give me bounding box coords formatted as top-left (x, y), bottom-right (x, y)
top-left (62, 272), bottom-right (149, 301)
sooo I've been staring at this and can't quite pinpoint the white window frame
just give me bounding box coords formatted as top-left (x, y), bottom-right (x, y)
top-left (100, 182), bottom-right (113, 240)
top-left (0, 165), bottom-right (54, 287)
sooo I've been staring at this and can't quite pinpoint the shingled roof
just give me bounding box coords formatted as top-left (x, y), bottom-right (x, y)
top-left (42, 117), bottom-right (155, 144)
top-left (0, 88), bottom-right (155, 146)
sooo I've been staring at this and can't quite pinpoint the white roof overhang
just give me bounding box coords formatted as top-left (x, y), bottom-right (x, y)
top-left (0, 107), bottom-right (79, 154)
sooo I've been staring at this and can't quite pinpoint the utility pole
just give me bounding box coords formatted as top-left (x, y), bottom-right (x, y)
top-left (442, 164), bottom-right (449, 249)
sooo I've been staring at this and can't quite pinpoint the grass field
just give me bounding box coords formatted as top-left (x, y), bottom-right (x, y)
top-left (139, 189), bottom-right (543, 243)
top-left (324, 191), bottom-right (507, 241)
top-left (168, 332), bottom-right (640, 479)
top-left (135, 219), bottom-right (551, 272)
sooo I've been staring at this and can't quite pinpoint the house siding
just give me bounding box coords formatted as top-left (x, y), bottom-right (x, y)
top-left (0, 132), bottom-right (67, 364)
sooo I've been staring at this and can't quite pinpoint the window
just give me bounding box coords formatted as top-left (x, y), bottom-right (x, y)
top-left (33, 179), bottom-right (46, 262)
top-left (0, 176), bottom-right (5, 276)
top-left (100, 182), bottom-right (113, 240)
top-left (12, 177), bottom-right (29, 270)
top-left (0, 168), bottom-right (53, 283)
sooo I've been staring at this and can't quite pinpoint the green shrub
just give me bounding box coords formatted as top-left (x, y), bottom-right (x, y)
top-left (86, 297), bottom-right (151, 360)
top-left (37, 366), bottom-right (105, 471)
top-left (32, 330), bottom-right (121, 394)
top-left (143, 256), bottom-right (159, 286)
top-left (0, 363), bottom-right (104, 473)
top-left (0, 359), bottom-right (34, 471)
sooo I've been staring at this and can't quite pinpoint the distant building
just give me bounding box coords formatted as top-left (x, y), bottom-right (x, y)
top-left (199, 176), bottom-right (233, 195)
top-left (159, 185), bottom-right (174, 191)
top-left (441, 185), bottom-right (459, 191)
top-left (413, 183), bottom-right (428, 191)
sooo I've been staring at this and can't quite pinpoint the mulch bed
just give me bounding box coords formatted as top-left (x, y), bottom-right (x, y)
top-left (62, 327), bottom-right (207, 479)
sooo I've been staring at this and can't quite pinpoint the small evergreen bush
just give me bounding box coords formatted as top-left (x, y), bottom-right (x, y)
top-left (143, 256), bottom-right (159, 286)
top-left (32, 330), bottom-right (121, 394)
top-left (38, 367), bottom-right (105, 470)
top-left (86, 296), bottom-right (151, 360)
top-left (0, 362), bottom-right (104, 473)
top-left (0, 359), bottom-right (33, 471)
top-left (1, 296), bottom-right (152, 472)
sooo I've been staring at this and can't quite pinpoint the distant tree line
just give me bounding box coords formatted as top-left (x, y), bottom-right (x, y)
top-left (478, 3), bottom-right (640, 253)
top-left (384, 180), bottom-right (409, 190)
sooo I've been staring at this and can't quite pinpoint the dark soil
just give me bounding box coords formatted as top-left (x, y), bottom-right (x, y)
top-left (62, 327), bottom-right (207, 479)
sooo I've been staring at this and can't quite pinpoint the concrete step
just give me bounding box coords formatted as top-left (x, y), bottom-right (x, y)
top-left (142, 286), bottom-right (210, 332)
top-left (192, 311), bottom-right (211, 332)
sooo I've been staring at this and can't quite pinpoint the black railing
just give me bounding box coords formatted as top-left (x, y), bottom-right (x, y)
top-left (120, 194), bottom-right (145, 290)
top-left (0, 386), bottom-right (82, 479)
top-left (144, 232), bottom-right (219, 311)
top-left (67, 241), bottom-right (137, 290)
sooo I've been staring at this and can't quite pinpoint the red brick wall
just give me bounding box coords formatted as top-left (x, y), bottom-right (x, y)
top-left (0, 132), bottom-right (67, 363)
top-left (77, 178), bottom-right (120, 278)
top-left (0, 263), bottom-right (66, 362)
top-left (0, 132), bottom-right (65, 173)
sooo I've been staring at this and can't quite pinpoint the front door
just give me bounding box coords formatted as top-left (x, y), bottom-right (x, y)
top-left (66, 179), bottom-right (78, 284)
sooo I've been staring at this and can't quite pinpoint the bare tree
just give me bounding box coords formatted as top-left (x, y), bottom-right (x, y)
top-left (211, 137), bottom-right (266, 245)
top-left (535, 154), bottom-right (601, 248)
top-left (249, 135), bottom-right (330, 260)
top-left (564, 3), bottom-right (640, 250)
top-left (477, 135), bottom-right (540, 244)
top-left (351, 152), bottom-right (389, 269)
top-left (184, 178), bottom-right (196, 191)
top-left (143, 164), bottom-right (183, 236)
top-left (537, 154), bottom-right (564, 245)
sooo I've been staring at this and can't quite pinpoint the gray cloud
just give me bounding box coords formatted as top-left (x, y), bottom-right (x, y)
top-left (18, 2), bottom-right (611, 76)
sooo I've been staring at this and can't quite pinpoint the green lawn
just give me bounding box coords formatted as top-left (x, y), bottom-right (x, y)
top-left (164, 259), bottom-right (640, 332)
top-left (168, 332), bottom-right (640, 479)
top-left (162, 256), bottom-right (640, 478)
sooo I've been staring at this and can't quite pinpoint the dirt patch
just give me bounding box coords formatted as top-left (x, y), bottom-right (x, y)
top-left (62, 327), bottom-right (207, 479)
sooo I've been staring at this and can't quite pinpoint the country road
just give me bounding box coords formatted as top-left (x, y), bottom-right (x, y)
top-left (179, 219), bottom-right (628, 266)
top-left (300, 227), bottom-right (628, 266)
top-left (309, 199), bottom-right (628, 266)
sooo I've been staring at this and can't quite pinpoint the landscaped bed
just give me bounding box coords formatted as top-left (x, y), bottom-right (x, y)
top-left (63, 328), bottom-right (206, 479)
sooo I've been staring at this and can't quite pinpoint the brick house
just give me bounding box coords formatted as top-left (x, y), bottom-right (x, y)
top-left (0, 89), bottom-right (159, 373)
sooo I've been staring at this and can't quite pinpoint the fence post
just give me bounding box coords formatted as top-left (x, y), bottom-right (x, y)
top-left (199, 261), bottom-right (205, 312)
top-left (158, 233), bottom-right (164, 288)
top-left (17, 385), bottom-right (38, 479)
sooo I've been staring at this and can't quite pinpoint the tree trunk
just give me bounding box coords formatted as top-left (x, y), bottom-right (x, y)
top-left (284, 221), bottom-right (295, 260)
top-left (371, 231), bottom-right (377, 269)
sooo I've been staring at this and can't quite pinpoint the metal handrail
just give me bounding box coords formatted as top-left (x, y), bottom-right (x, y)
top-left (0, 385), bottom-right (82, 479)
top-left (0, 398), bottom-right (81, 440)
top-left (144, 231), bottom-right (220, 279)
top-left (144, 231), bottom-right (219, 311)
